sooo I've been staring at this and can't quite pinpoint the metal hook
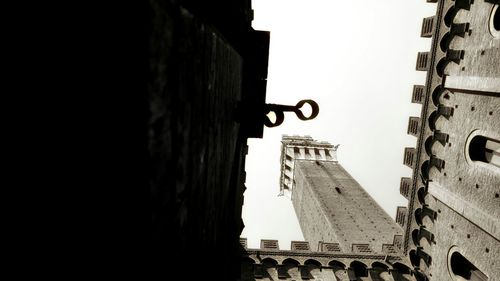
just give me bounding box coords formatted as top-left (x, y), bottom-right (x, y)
top-left (264, 99), bottom-right (319, 127)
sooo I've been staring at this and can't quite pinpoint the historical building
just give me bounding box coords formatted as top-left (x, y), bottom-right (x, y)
top-left (401, 0), bottom-right (500, 280)
top-left (148, 0), bottom-right (272, 280)
top-left (149, 1), bottom-right (317, 279)
top-left (279, 136), bottom-right (403, 253)
top-left (141, 0), bottom-right (498, 280)
top-left (240, 1), bottom-right (499, 280)
top-left (240, 237), bottom-right (414, 281)
top-left (240, 136), bottom-right (413, 280)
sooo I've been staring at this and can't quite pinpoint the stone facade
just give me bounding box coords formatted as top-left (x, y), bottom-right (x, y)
top-left (240, 2), bottom-right (500, 277)
top-left (241, 238), bottom-right (414, 281)
top-left (140, 0), bottom-right (499, 280)
top-left (401, 0), bottom-right (500, 280)
top-left (148, 1), bottom-right (271, 280)
top-left (241, 136), bottom-right (412, 280)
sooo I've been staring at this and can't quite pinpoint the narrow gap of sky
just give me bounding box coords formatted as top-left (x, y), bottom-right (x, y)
top-left (241, 0), bottom-right (437, 250)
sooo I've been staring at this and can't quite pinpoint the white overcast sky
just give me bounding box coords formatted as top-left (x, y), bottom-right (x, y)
top-left (241, 0), bottom-right (437, 250)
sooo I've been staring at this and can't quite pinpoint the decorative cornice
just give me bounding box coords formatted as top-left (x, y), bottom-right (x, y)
top-left (404, 0), bottom-right (446, 255)
top-left (243, 249), bottom-right (402, 261)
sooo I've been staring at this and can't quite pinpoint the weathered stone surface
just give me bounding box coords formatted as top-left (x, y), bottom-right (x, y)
top-left (241, 246), bottom-right (414, 281)
top-left (292, 160), bottom-right (403, 253)
top-left (402, 0), bottom-right (499, 279)
top-left (241, 137), bottom-right (412, 279)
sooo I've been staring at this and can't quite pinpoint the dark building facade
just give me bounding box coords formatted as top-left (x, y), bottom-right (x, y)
top-left (147, 1), bottom-right (272, 280)
top-left (13, 0), bottom-right (270, 278)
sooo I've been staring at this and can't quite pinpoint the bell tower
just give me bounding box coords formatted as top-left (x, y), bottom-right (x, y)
top-left (279, 135), bottom-right (403, 252)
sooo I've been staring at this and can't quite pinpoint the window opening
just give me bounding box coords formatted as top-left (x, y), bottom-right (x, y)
top-left (450, 251), bottom-right (488, 280)
top-left (469, 135), bottom-right (500, 168)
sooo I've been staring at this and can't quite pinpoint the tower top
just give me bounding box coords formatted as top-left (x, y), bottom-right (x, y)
top-left (279, 135), bottom-right (339, 193)
top-left (281, 135), bottom-right (335, 148)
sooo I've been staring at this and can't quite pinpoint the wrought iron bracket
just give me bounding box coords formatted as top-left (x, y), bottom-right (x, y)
top-left (236, 99), bottom-right (319, 138)
top-left (263, 99), bottom-right (319, 127)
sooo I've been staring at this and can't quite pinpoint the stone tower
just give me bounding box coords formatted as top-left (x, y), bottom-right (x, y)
top-left (279, 135), bottom-right (403, 253)
top-left (239, 136), bottom-right (413, 281)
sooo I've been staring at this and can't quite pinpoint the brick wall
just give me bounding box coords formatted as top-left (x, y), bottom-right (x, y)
top-left (293, 161), bottom-right (403, 253)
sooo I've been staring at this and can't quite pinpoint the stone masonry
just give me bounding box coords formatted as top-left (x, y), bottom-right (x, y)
top-left (240, 136), bottom-right (412, 280)
top-left (401, 0), bottom-right (499, 280)
top-left (280, 136), bottom-right (404, 253)
top-left (240, 1), bottom-right (499, 280)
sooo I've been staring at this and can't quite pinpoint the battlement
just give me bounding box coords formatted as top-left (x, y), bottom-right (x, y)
top-left (240, 237), bottom-right (247, 249)
top-left (381, 244), bottom-right (399, 255)
top-left (403, 147), bottom-right (416, 168)
top-left (281, 134), bottom-right (336, 149)
top-left (400, 177), bottom-right (412, 199)
top-left (352, 244), bottom-right (373, 253)
top-left (260, 239), bottom-right (279, 250)
top-left (279, 135), bottom-right (339, 192)
top-left (393, 235), bottom-right (403, 250)
top-left (240, 237), bottom-right (412, 279)
top-left (281, 134), bottom-right (314, 142)
top-left (318, 242), bottom-right (342, 253)
top-left (240, 236), bottom-right (404, 254)
top-left (290, 241), bottom-right (310, 251)
top-left (395, 206), bottom-right (408, 228)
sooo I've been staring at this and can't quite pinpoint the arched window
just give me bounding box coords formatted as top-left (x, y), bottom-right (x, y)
top-left (300, 259), bottom-right (321, 280)
top-left (350, 261), bottom-right (368, 277)
top-left (490, 4), bottom-right (500, 38)
top-left (449, 251), bottom-right (488, 280)
top-left (328, 260), bottom-right (346, 270)
top-left (277, 258), bottom-right (300, 279)
top-left (468, 135), bottom-right (500, 169)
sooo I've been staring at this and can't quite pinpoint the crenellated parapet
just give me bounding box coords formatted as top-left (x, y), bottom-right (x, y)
top-left (403, 147), bottom-right (417, 168)
top-left (279, 135), bottom-right (339, 194)
top-left (395, 206), bottom-right (408, 228)
top-left (241, 236), bottom-right (406, 256)
top-left (400, 177), bottom-right (412, 199)
top-left (416, 51), bottom-right (431, 71)
top-left (260, 239), bottom-right (279, 250)
top-left (393, 235), bottom-right (404, 250)
top-left (291, 241), bottom-right (310, 251)
top-left (240, 238), bottom-right (414, 281)
top-left (402, 0), bottom-right (500, 280)
top-left (318, 241), bottom-right (342, 253)
top-left (407, 117), bottom-right (421, 137)
top-left (352, 244), bottom-right (373, 254)
top-left (421, 16), bottom-right (436, 38)
top-left (412, 85), bottom-right (426, 104)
